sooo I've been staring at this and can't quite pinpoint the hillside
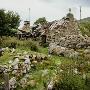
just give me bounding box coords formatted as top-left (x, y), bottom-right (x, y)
top-left (79, 17), bottom-right (90, 36)
top-left (80, 17), bottom-right (90, 22)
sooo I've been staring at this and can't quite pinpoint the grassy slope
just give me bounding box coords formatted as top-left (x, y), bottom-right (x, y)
top-left (79, 17), bottom-right (90, 36)
top-left (0, 41), bottom-right (73, 90)
top-left (0, 38), bottom-right (90, 90)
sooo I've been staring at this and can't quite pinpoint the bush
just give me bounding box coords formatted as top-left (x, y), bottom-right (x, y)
top-left (30, 43), bottom-right (38, 51)
top-left (0, 36), bottom-right (17, 48)
top-left (0, 9), bottom-right (20, 36)
top-left (41, 43), bottom-right (49, 48)
top-left (56, 74), bottom-right (85, 90)
top-left (17, 40), bottom-right (38, 51)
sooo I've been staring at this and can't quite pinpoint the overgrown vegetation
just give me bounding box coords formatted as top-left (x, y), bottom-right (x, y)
top-left (34, 17), bottom-right (47, 25)
top-left (0, 37), bottom-right (38, 52)
top-left (79, 20), bottom-right (90, 36)
top-left (0, 37), bottom-right (90, 90)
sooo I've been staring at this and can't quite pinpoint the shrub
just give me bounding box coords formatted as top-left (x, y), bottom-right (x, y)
top-left (30, 43), bottom-right (38, 51)
top-left (0, 36), bottom-right (17, 48)
top-left (0, 37), bottom-right (39, 51)
top-left (56, 74), bottom-right (85, 90)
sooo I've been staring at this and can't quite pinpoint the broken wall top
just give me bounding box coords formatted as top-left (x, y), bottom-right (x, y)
top-left (48, 13), bottom-right (81, 36)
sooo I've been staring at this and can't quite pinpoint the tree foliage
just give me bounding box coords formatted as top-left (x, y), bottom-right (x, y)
top-left (0, 9), bottom-right (20, 36)
top-left (66, 13), bottom-right (74, 20)
top-left (34, 17), bottom-right (47, 25)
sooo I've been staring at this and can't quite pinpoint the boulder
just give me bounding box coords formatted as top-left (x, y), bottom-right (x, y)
top-left (49, 43), bottom-right (79, 58)
top-left (20, 78), bottom-right (27, 88)
top-left (9, 77), bottom-right (17, 89)
top-left (47, 81), bottom-right (54, 90)
top-left (49, 43), bottom-right (66, 56)
top-left (65, 49), bottom-right (79, 59)
top-left (84, 49), bottom-right (90, 54)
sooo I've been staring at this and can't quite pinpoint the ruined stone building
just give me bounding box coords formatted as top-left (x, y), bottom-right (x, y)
top-left (40, 11), bottom-right (90, 49)
top-left (21, 21), bottom-right (31, 32)
top-left (46, 12), bottom-right (81, 43)
top-left (17, 21), bottom-right (31, 39)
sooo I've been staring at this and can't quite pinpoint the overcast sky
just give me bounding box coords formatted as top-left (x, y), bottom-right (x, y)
top-left (0, 0), bottom-right (90, 25)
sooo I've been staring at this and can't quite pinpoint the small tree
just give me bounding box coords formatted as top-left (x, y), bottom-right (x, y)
top-left (34, 17), bottom-right (47, 25)
top-left (0, 9), bottom-right (20, 36)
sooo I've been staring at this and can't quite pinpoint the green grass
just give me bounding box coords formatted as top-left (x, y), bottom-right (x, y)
top-left (0, 51), bottom-right (12, 65)
top-left (38, 46), bottom-right (48, 55)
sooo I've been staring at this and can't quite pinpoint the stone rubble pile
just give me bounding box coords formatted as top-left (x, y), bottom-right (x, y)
top-left (0, 50), bottom-right (48, 89)
top-left (49, 42), bottom-right (90, 59)
top-left (45, 12), bottom-right (90, 56)
top-left (48, 23), bottom-right (90, 48)
top-left (56, 35), bottom-right (90, 49)
top-left (0, 47), bottom-right (16, 57)
top-left (49, 43), bottom-right (79, 59)
top-left (84, 49), bottom-right (90, 54)
top-left (9, 77), bottom-right (17, 89)
top-left (46, 13), bottom-right (81, 43)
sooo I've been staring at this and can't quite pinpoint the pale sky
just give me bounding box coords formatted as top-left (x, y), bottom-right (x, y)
top-left (0, 0), bottom-right (90, 25)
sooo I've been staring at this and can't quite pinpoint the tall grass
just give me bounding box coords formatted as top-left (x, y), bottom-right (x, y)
top-left (0, 36), bottom-right (38, 52)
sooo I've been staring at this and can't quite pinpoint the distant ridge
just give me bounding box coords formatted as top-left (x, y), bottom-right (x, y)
top-left (80, 17), bottom-right (90, 22)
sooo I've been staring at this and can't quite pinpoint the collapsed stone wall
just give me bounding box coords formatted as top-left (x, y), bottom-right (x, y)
top-left (46, 13), bottom-right (90, 49)
top-left (47, 16), bottom-right (81, 43)
top-left (49, 43), bottom-right (79, 59)
top-left (0, 48), bottom-right (48, 89)
top-left (56, 35), bottom-right (90, 49)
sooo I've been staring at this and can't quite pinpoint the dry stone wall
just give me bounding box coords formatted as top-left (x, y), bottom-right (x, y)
top-left (47, 17), bottom-right (80, 42)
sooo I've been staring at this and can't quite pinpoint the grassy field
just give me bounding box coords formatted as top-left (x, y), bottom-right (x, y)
top-left (0, 37), bottom-right (90, 90)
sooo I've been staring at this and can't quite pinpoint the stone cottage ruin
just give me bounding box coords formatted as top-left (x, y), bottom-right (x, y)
top-left (40, 10), bottom-right (90, 49)
top-left (17, 21), bottom-right (31, 39)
